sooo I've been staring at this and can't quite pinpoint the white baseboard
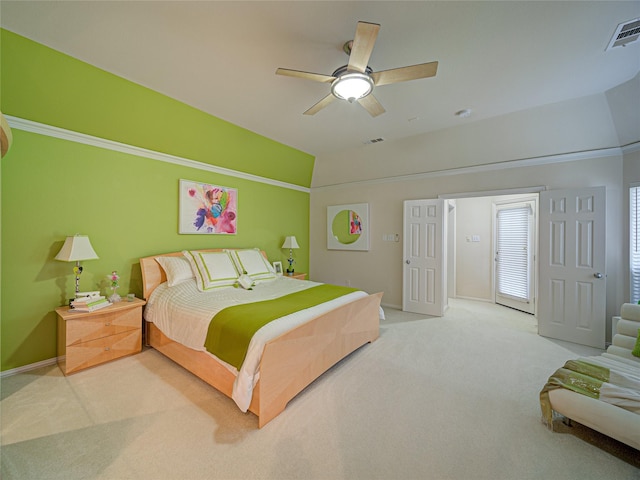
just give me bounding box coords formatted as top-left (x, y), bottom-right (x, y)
top-left (1, 357), bottom-right (58, 378)
top-left (454, 295), bottom-right (494, 303)
top-left (381, 302), bottom-right (402, 310)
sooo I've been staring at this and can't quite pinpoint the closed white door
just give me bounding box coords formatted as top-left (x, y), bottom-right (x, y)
top-left (403, 199), bottom-right (445, 316)
top-left (538, 187), bottom-right (606, 348)
top-left (495, 200), bottom-right (536, 314)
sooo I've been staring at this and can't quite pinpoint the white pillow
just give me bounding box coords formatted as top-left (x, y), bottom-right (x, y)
top-left (228, 248), bottom-right (276, 281)
top-left (183, 250), bottom-right (240, 291)
top-left (156, 256), bottom-right (194, 287)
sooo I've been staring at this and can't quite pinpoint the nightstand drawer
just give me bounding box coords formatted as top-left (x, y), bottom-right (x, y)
top-left (61, 328), bottom-right (142, 374)
top-left (64, 307), bottom-right (141, 345)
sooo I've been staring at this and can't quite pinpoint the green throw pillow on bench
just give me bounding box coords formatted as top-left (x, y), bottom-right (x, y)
top-left (633, 329), bottom-right (640, 358)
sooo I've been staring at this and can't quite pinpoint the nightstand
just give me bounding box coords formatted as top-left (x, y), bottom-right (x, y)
top-left (56, 297), bottom-right (146, 375)
top-left (286, 272), bottom-right (307, 280)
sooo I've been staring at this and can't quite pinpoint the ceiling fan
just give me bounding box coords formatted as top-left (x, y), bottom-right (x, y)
top-left (276, 21), bottom-right (438, 117)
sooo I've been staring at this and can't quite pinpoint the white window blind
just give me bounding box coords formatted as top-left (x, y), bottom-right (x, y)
top-left (631, 186), bottom-right (640, 303)
top-left (496, 206), bottom-right (530, 300)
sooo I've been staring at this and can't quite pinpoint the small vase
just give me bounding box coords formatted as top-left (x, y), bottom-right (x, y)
top-left (109, 287), bottom-right (121, 303)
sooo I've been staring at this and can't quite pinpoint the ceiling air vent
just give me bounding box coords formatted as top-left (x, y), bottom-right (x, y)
top-left (363, 137), bottom-right (385, 145)
top-left (606, 17), bottom-right (640, 51)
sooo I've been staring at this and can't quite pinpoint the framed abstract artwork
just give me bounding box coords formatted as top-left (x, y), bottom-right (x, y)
top-left (179, 180), bottom-right (237, 234)
top-left (327, 203), bottom-right (369, 250)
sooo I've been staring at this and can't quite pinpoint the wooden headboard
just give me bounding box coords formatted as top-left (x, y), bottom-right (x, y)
top-left (139, 249), bottom-right (270, 300)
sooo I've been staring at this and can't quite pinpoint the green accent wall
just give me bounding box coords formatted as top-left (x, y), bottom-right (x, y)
top-left (1, 29), bottom-right (314, 187)
top-left (1, 30), bottom-right (314, 372)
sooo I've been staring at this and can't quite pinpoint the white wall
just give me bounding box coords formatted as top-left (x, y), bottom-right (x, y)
top-left (606, 73), bottom-right (640, 147)
top-left (312, 92), bottom-right (619, 188)
top-left (310, 155), bottom-right (624, 324)
top-left (454, 196), bottom-right (493, 301)
top-left (309, 78), bottom-right (638, 332)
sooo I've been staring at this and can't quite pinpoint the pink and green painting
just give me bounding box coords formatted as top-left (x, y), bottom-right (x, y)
top-left (179, 180), bottom-right (237, 234)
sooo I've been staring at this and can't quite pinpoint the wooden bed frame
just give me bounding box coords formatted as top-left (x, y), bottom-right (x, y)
top-left (140, 249), bottom-right (382, 428)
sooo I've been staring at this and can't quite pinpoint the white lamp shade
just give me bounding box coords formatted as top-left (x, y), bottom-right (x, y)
top-left (281, 236), bottom-right (300, 249)
top-left (55, 235), bottom-right (99, 262)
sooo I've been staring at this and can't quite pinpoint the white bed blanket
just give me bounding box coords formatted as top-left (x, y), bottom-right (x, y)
top-left (144, 276), bottom-right (380, 411)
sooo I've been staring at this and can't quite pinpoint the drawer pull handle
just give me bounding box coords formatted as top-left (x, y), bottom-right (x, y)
top-left (104, 347), bottom-right (110, 351)
top-left (105, 322), bottom-right (111, 326)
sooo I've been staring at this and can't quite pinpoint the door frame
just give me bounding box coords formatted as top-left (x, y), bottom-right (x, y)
top-left (402, 185), bottom-right (607, 348)
top-left (439, 186), bottom-right (545, 305)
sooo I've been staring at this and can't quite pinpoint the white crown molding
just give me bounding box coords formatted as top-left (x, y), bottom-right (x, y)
top-left (622, 142), bottom-right (640, 154)
top-left (6, 115), bottom-right (310, 194)
top-left (312, 143), bottom-right (638, 192)
top-left (438, 185), bottom-right (546, 200)
top-left (8, 115), bottom-right (636, 195)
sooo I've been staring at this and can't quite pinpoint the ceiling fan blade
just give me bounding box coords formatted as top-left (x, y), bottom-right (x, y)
top-left (304, 94), bottom-right (336, 115)
top-left (371, 61), bottom-right (438, 86)
top-left (276, 68), bottom-right (336, 83)
top-left (358, 94), bottom-right (385, 117)
top-left (347, 21), bottom-right (380, 73)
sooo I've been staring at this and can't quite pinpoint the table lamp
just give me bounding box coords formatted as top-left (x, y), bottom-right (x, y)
top-left (55, 234), bottom-right (99, 296)
top-left (281, 235), bottom-right (299, 275)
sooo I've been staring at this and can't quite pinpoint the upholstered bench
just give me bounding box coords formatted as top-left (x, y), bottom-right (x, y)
top-left (540, 303), bottom-right (640, 450)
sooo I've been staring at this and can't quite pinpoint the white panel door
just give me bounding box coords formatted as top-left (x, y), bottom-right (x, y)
top-left (403, 199), bottom-right (444, 316)
top-left (538, 187), bottom-right (606, 348)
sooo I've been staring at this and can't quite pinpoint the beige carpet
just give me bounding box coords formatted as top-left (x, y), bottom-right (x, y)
top-left (1, 298), bottom-right (638, 479)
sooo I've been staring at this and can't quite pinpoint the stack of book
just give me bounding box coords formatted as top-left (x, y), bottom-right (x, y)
top-left (71, 295), bottom-right (111, 312)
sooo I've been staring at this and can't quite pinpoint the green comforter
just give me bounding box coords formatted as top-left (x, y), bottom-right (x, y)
top-left (204, 284), bottom-right (358, 369)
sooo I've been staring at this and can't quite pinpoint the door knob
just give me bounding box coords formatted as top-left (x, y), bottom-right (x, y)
top-left (593, 272), bottom-right (603, 279)
top-left (405, 260), bottom-right (411, 265)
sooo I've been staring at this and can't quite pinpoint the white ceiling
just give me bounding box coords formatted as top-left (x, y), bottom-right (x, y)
top-left (2, 1), bottom-right (639, 157)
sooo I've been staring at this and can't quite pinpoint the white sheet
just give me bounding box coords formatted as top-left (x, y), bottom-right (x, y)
top-left (144, 276), bottom-right (376, 411)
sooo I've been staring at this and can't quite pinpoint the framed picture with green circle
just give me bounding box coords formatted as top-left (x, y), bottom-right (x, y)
top-left (327, 203), bottom-right (369, 251)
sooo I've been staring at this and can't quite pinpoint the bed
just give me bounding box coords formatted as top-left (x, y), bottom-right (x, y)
top-left (540, 303), bottom-right (640, 450)
top-left (140, 248), bottom-right (383, 428)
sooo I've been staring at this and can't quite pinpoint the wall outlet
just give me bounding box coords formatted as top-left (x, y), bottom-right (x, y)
top-left (472, 235), bottom-right (480, 242)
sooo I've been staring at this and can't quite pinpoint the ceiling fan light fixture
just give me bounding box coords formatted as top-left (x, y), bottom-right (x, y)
top-left (331, 72), bottom-right (374, 103)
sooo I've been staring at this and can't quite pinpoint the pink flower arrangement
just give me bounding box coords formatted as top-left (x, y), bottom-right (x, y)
top-left (109, 271), bottom-right (120, 288)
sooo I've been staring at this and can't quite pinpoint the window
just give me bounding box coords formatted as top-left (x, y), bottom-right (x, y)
top-left (631, 185), bottom-right (640, 303)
